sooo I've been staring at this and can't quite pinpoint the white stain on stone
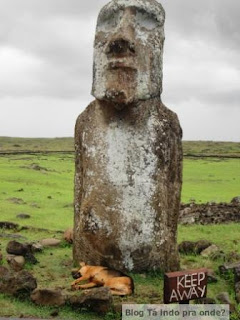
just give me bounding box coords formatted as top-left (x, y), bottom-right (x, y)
top-left (105, 114), bottom-right (159, 270)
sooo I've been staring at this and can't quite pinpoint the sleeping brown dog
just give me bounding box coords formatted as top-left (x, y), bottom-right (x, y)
top-left (71, 262), bottom-right (134, 296)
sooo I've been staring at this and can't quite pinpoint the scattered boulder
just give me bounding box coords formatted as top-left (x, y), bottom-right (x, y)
top-left (63, 203), bottom-right (73, 208)
top-left (234, 266), bottom-right (240, 303)
top-left (0, 233), bottom-right (27, 240)
top-left (207, 269), bottom-right (218, 283)
top-left (22, 163), bottom-right (49, 172)
top-left (31, 242), bottom-right (43, 253)
top-left (216, 292), bottom-right (231, 304)
top-left (179, 200), bottom-right (240, 224)
top-left (7, 198), bottom-right (26, 205)
top-left (178, 240), bottom-right (212, 255)
top-left (16, 213), bottom-right (31, 219)
top-left (40, 238), bottom-right (61, 247)
top-left (64, 228), bottom-right (73, 244)
top-left (68, 287), bottom-right (113, 314)
top-left (216, 292), bottom-right (236, 313)
top-left (197, 297), bottom-right (216, 304)
top-left (6, 241), bottom-right (38, 264)
top-left (195, 240), bottom-right (212, 254)
top-left (234, 266), bottom-right (240, 283)
top-left (7, 255), bottom-right (25, 271)
top-left (178, 241), bottom-right (196, 254)
top-left (50, 310), bottom-right (59, 317)
top-left (200, 244), bottom-right (220, 258)
top-left (0, 221), bottom-right (19, 230)
top-left (6, 240), bottom-right (28, 255)
top-left (225, 251), bottom-right (240, 263)
top-left (235, 282), bottom-right (240, 303)
top-left (31, 289), bottom-right (66, 306)
top-left (30, 202), bottom-right (40, 208)
top-left (0, 267), bottom-right (37, 297)
top-left (219, 261), bottom-right (240, 274)
top-left (231, 196), bottom-right (240, 204)
top-left (25, 251), bottom-right (38, 264)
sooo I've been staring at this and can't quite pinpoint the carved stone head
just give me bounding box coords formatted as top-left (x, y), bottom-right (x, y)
top-left (92, 0), bottom-right (165, 106)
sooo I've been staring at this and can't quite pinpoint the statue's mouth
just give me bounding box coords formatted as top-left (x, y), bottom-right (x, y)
top-left (108, 58), bottom-right (136, 70)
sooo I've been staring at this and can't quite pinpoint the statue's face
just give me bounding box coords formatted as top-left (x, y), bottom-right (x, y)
top-left (92, 0), bottom-right (165, 106)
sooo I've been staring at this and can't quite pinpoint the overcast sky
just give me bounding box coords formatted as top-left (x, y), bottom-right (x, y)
top-left (0, 0), bottom-right (239, 141)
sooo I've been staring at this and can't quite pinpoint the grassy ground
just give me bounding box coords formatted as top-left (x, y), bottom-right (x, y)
top-left (182, 158), bottom-right (240, 203)
top-left (0, 154), bottom-right (239, 231)
top-left (0, 225), bottom-right (239, 319)
top-left (0, 137), bottom-right (74, 152)
top-left (0, 138), bottom-right (239, 319)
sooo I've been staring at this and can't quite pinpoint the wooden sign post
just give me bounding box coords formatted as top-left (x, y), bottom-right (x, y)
top-left (164, 268), bottom-right (208, 304)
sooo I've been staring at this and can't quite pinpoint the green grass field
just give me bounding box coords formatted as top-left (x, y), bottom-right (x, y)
top-left (0, 138), bottom-right (239, 319)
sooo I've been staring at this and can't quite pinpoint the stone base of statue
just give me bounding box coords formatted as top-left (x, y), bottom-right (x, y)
top-left (73, 98), bottom-right (182, 272)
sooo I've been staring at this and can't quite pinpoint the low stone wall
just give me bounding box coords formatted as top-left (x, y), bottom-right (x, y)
top-left (179, 197), bottom-right (240, 225)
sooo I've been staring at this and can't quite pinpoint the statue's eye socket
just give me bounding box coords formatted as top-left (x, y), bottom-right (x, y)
top-left (135, 10), bottom-right (159, 30)
top-left (97, 10), bottom-right (123, 32)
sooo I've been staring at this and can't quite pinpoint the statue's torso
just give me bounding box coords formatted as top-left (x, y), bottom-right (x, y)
top-left (74, 99), bottom-right (182, 271)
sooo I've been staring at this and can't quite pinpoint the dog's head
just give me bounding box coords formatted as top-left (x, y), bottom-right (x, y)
top-left (71, 262), bottom-right (88, 279)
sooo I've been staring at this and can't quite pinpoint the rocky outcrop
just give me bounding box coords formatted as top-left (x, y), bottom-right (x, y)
top-left (6, 240), bottom-right (37, 264)
top-left (0, 266), bottom-right (37, 297)
top-left (31, 289), bottom-right (66, 306)
top-left (179, 198), bottom-right (240, 225)
top-left (40, 238), bottom-right (61, 247)
top-left (68, 287), bottom-right (113, 314)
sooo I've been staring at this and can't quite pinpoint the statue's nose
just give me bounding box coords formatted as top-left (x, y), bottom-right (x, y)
top-left (106, 7), bottom-right (135, 57)
top-left (106, 38), bottom-right (135, 57)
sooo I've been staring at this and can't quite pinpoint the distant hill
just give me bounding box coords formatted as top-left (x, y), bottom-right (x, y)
top-left (0, 137), bottom-right (239, 157)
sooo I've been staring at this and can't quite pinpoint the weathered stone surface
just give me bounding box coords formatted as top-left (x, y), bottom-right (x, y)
top-left (216, 292), bottom-right (231, 304)
top-left (6, 240), bottom-right (28, 255)
top-left (31, 242), bottom-right (43, 253)
top-left (179, 200), bottom-right (240, 225)
top-left (200, 245), bottom-right (220, 258)
top-left (63, 228), bottom-right (73, 244)
top-left (235, 282), bottom-right (240, 303)
top-left (31, 289), bottom-right (66, 306)
top-left (0, 267), bottom-right (37, 296)
top-left (178, 241), bottom-right (196, 254)
top-left (216, 292), bottom-right (236, 313)
top-left (196, 297), bottom-right (216, 304)
top-left (73, 0), bottom-right (182, 273)
top-left (92, 0), bottom-right (165, 104)
top-left (68, 287), bottom-right (112, 314)
top-left (178, 240), bottom-right (212, 255)
top-left (6, 240), bottom-right (37, 264)
top-left (231, 196), bottom-right (240, 204)
top-left (195, 240), bottom-right (212, 254)
top-left (219, 261), bottom-right (240, 274)
top-left (0, 221), bottom-right (19, 230)
top-left (40, 238), bottom-right (61, 247)
top-left (234, 266), bottom-right (240, 283)
top-left (7, 254), bottom-right (25, 271)
top-left (207, 269), bottom-right (218, 283)
top-left (16, 213), bottom-right (31, 219)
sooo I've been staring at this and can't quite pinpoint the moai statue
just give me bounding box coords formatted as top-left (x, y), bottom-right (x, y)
top-left (73, 0), bottom-right (182, 272)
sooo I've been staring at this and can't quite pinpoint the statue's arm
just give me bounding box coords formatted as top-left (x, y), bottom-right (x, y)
top-left (74, 115), bottom-right (83, 221)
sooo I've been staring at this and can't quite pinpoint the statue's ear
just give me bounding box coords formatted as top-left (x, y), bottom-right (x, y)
top-left (80, 262), bottom-right (86, 267)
